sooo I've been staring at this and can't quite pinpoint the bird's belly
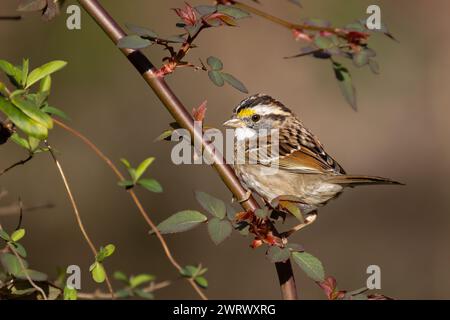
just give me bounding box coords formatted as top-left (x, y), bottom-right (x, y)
top-left (235, 164), bottom-right (343, 209)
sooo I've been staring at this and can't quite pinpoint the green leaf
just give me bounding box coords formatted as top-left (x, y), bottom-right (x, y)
top-left (180, 265), bottom-right (198, 278)
top-left (115, 288), bottom-right (132, 298)
top-left (155, 129), bottom-right (174, 142)
top-left (207, 218), bottom-right (233, 245)
top-left (217, 5), bottom-right (250, 19)
top-left (0, 59), bottom-right (22, 86)
top-left (287, 243), bottom-right (304, 253)
top-left (280, 201), bottom-right (304, 223)
top-left (11, 228), bottom-right (25, 242)
top-left (267, 246), bottom-right (291, 263)
top-left (16, 269), bottom-right (48, 281)
top-left (11, 242), bottom-right (27, 258)
top-left (96, 244), bottom-right (115, 262)
top-left (208, 70), bottom-right (224, 87)
top-left (117, 35), bottom-right (152, 49)
top-left (138, 178), bottom-right (163, 193)
top-left (26, 60), bottom-right (67, 89)
top-left (0, 253), bottom-right (28, 275)
top-left (118, 180), bottom-right (134, 189)
top-left (120, 158), bottom-right (131, 168)
top-left (28, 136), bottom-right (41, 152)
top-left (113, 271), bottom-right (129, 283)
top-left (152, 210), bottom-right (207, 235)
top-left (195, 191), bottom-right (226, 219)
top-left (221, 73), bottom-right (249, 93)
top-left (332, 62), bottom-right (357, 110)
top-left (0, 229), bottom-right (10, 241)
top-left (21, 59), bottom-right (29, 87)
top-left (292, 251), bottom-right (325, 282)
top-left (10, 133), bottom-right (30, 150)
top-left (41, 105), bottom-right (69, 120)
top-left (195, 5), bottom-right (217, 16)
top-left (64, 286), bottom-right (77, 300)
top-left (195, 276), bottom-right (208, 288)
top-left (134, 289), bottom-right (154, 299)
top-left (126, 24), bottom-right (158, 38)
top-left (314, 36), bottom-right (334, 49)
top-left (130, 274), bottom-right (155, 288)
top-left (91, 262), bottom-right (106, 283)
top-left (11, 95), bottom-right (53, 129)
top-left (207, 56), bottom-right (223, 71)
top-left (39, 75), bottom-right (52, 93)
top-left (0, 97), bottom-right (48, 139)
top-left (135, 157), bottom-right (155, 181)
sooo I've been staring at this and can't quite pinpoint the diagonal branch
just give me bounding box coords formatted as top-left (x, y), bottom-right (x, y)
top-left (76, 0), bottom-right (297, 300)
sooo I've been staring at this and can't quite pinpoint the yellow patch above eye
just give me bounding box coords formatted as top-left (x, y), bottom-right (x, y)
top-left (237, 109), bottom-right (256, 118)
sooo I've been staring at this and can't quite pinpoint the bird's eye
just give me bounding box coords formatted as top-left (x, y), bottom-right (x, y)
top-left (251, 114), bottom-right (261, 122)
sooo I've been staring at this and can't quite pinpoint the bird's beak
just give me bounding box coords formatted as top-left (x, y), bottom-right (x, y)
top-left (223, 118), bottom-right (245, 128)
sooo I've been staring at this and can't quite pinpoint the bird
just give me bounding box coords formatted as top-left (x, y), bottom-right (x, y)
top-left (223, 94), bottom-right (402, 222)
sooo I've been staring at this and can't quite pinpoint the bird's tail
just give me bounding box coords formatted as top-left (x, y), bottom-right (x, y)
top-left (327, 175), bottom-right (404, 187)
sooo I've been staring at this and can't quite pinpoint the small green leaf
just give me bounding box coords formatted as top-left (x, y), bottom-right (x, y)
top-left (0, 59), bottom-right (22, 86)
top-left (0, 229), bottom-right (10, 241)
top-left (113, 271), bottom-right (129, 283)
top-left (135, 157), bottom-right (155, 181)
top-left (11, 242), bottom-right (27, 258)
top-left (0, 97), bottom-right (48, 139)
top-left (207, 218), bottom-right (233, 245)
top-left (195, 276), bottom-right (208, 288)
top-left (267, 246), bottom-right (291, 263)
top-left (195, 191), bottom-right (226, 219)
top-left (180, 265), bottom-right (198, 278)
top-left (314, 36), bottom-right (334, 49)
top-left (16, 269), bottom-right (48, 281)
top-left (39, 75), bottom-right (52, 93)
top-left (138, 178), bottom-right (163, 193)
top-left (11, 95), bottom-right (53, 129)
top-left (208, 70), bottom-right (224, 87)
top-left (134, 289), bottom-right (155, 299)
top-left (126, 24), bottom-right (158, 38)
top-left (10, 133), bottom-right (30, 150)
top-left (91, 262), bottom-right (106, 283)
top-left (217, 5), bottom-right (250, 19)
top-left (117, 35), bottom-right (152, 49)
top-left (120, 158), bottom-right (131, 168)
top-left (115, 289), bottom-right (132, 298)
top-left (207, 56), bottom-right (223, 71)
top-left (0, 253), bottom-right (28, 276)
top-left (155, 129), bottom-right (174, 142)
top-left (96, 244), bottom-right (115, 262)
top-left (11, 228), bottom-right (25, 242)
top-left (292, 251), bottom-right (325, 282)
top-left (332, 62), bottom-right (357, 110)
top-left (64, 286), bottom-right (77, 300)
top-left (26, 60), bottom-right (67, 89)
top-left (130, 274), bottom-right (155, 288)
top-left (41, 105), bottom-right (69, 120)
top-left (118, 180), bottom-right (134, 189)
top-left (221, 73), bottom-right (249, 93)
top-left (21, 59), bottom-right (29, 87)
top-left (152, 210), bottom-right (207, 235)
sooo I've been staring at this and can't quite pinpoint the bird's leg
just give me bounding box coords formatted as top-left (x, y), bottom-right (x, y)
top-left (281, 211), bottom-right (318, 238)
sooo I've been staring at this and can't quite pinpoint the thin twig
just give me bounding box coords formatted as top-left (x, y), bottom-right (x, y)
top-left (53, 119), bottom-right (207, 300)
top-left (77, 280), bottom-right (171, 300)
top-left (45, 141), bottom-right (115, 299)
top-left (0, 224), bottom-right (47, 300)
top-left (0, 155), bottom-right (33, 177)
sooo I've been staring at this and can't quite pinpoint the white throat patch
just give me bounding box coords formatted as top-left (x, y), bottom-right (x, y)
top-left (235, 127), bottom-right (257, 141)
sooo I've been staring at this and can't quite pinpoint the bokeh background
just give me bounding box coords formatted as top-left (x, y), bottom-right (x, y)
top-left (0, 0), bottom-right (449, 299)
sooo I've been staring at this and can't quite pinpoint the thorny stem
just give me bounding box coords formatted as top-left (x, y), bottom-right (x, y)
top-left (77, 280), bottom-right (171, 300)
top-left (0, 224), bottom-right (47, 300)
top-left (53, 119), bottom-right (208, 300)
top-left (45, 142), bottom-right (115, 299)
top-left (77, 0), bottom-right (297, 300)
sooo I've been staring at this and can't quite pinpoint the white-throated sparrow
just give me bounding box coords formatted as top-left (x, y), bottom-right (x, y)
top-left (223, 94), bottom-right (402, 218)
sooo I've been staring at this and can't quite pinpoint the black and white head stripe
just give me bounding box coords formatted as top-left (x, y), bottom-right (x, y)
top-left (234, 94), bottom-right (292, 117)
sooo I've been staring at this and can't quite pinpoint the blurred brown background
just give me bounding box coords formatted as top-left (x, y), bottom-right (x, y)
top-left (0, 0), bottom-right (449, 299)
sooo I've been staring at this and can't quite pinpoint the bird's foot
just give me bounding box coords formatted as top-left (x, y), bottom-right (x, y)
top-left (280, 211), bottom-right (318, 238)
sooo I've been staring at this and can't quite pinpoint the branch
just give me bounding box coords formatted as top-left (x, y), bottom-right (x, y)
top-left (0, 155), bottom-right (33, 177)
top-left (76, 0), bottom-right (297, 300)
top-left (77, 280), bottom-right (171, 300)
top-left (53, 119), bottom-right (207, 300)
top-left (45, 142), bottom-right (115, 299)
